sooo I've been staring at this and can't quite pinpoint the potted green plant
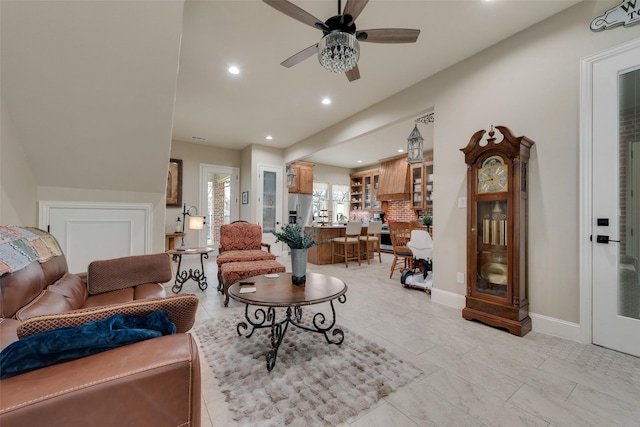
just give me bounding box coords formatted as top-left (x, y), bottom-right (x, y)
top-left (272, 223), bottom-right (321, 285)
top-left (422, 215), bottom-right (433, 228)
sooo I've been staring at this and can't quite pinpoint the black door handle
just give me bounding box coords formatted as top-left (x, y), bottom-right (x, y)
top-left (596, 235), bottom-right (621, 244)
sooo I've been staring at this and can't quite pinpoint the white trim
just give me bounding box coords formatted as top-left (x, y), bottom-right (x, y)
top-left (431, 288), bottom-right (465, 309)
top-left (38, 200), bottom-right (153, 252)
top-left (431, 288), bottom-right (580, 341)
top-left (578, 38), bottom-right (640, 345)
top-left (199, 163), bottom-right (240, 246)
top-left (530, 313), bottom-right (580, 342)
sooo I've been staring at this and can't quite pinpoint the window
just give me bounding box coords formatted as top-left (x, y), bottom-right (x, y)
top-left (312, 182), bottom-right (329, 220)
top-left (312, 182), bottom-right (350, 224)
top-left (332, 184), bottom-right (350, 223)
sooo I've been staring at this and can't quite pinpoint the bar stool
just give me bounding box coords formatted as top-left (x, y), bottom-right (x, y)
top-left (360, 220), bottom-right (382, 264)
top-left (331, 221), bottom-right (362, 267)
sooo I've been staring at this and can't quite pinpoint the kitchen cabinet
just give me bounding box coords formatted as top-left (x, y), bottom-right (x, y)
top-left (377, 155), bottom-right (410, 201)
top-left (410, 163), bottom-right (424, 209)
top-left (288, 161), bottom-right (314, 195)
top-left (410, 158), bottom-right (434, 211)
top-left (307, 225), bottom-right (369, 265)
top-left (350, 168), bottom-right (379, 210)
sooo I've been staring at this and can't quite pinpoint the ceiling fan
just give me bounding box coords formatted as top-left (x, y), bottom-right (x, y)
top-left (264, 0), bottom-right (420, 82)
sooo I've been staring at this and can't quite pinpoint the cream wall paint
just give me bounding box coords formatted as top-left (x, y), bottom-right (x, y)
top-left (0, 96), bottom-right (37, 226)
top-left (240, 147), bottom-right (253, 222)
top-left (1, 1), bottom-right (184, 195)
top-left (286, 1), bottom-right (640, 326)
top-left (313, 164), bottom-right (351, 186)
top-left (169, 140), bottom-right (241, 234)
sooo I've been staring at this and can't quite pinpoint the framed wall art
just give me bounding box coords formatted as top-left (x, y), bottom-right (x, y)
top-left (166, 158), bottom-right (183, 206)
top-left (242, 191), bottom-right (248, 205)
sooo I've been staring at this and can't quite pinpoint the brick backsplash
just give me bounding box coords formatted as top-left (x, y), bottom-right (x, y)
top-left (386, 200), bottom-right (419, 222)
top-left (350, 200), bottom-right (427, 223)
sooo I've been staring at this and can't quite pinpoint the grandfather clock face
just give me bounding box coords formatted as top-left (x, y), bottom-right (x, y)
top-left (477, 155), bottom-right (508, 194)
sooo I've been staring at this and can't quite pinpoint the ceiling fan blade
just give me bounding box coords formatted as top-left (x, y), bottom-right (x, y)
top-left (343, 0), bottom-right (369, 22)
top-left (280, 44), bottom-right (318, 68)
top-left (357, 28), bottom-right (420, 43)
top-left (263, 0), bottom-right (325, 30)
top-left (345, 65), bottom-right (360, 82)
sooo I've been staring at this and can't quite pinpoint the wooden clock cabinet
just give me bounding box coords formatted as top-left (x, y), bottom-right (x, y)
top-left (460, 126), bottom-right (535, 336)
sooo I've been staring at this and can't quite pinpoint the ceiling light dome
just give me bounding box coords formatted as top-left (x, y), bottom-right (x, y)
top-left (318, 32), bottom-right (360, 73)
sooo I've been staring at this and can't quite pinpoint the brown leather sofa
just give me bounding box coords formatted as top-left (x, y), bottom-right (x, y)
top-left (0, 227), bottom-right (201, 427)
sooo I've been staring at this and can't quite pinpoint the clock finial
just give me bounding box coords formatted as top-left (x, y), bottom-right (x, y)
top-left (487, 125), bottom-right (496, 144)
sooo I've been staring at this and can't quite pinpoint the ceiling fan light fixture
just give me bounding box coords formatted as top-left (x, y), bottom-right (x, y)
top-left (318, 31), bottom-right (360, 74)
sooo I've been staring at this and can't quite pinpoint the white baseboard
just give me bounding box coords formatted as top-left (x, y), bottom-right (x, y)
top-left (431, 289), bottom-right (581, 342)
top-left (431, 288), bottom-right (465, 309)
top-left (529, 312), bottom-right (581, 342)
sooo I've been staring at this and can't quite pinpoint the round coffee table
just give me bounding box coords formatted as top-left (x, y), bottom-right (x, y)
top-left (228, 272), bottom-right (347, 371)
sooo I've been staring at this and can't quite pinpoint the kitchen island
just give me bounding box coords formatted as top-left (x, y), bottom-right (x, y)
top-left (307, 225), bottom-right (368, 265)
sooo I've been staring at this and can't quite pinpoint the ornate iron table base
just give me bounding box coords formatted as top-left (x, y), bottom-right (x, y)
top-left (237, 295), bottom-right (347, 371)
top-left (171, 251), bottom-right (210, 294)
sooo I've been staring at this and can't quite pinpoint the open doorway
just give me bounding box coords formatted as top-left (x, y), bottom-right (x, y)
top-left (200, 164), bottom-right (239, 250)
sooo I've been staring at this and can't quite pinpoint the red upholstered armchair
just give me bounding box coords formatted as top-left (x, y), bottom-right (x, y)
top-left (216, 221), bottom-right (277, 290)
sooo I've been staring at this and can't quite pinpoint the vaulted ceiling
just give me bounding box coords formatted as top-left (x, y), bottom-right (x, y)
top-left (173, 0), bottom-right (580, 168)
top-left (2, 1), bottom-right (581, 195)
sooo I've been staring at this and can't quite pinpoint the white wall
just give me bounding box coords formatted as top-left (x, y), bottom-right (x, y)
top-left (286, 1), bottom-right (640, 329)
top-left (312, 163), bottom-right (351, 186)
top-left (169, 140), bottom-right (241, 232)
top-left (0, 96), bottom-right (37, 226)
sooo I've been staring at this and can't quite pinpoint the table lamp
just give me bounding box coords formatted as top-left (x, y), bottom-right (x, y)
top-left (178, 203), bottom-right (205, 250)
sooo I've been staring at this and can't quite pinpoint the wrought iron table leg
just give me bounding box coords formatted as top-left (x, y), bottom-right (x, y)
top-left (172, 252), bottom-right (210, 293)
top-left (172, 254), bottom-right (186, 294)
top-left (196, 252), bottom-right (209, 291)
top-left (236, 294), bottom-right (347, 371)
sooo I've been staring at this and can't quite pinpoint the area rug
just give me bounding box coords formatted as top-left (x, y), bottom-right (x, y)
top-left (194, 312), bottom-right (422, 426)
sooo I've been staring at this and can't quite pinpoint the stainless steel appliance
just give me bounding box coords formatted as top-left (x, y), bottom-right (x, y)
top-left (288, 210), bottom-right (297, 224)
top-left (288, 194), bottom-right (314, 227)
top-left (380, 224), bottom-right (392, 252)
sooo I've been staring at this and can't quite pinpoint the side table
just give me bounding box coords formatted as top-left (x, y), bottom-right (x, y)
top-left (165, 233), bottom-right (182, 250)
top-left (166, 247), bottom-right (213, 294)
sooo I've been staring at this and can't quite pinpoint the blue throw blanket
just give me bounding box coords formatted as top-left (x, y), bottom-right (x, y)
top-left (0, 311), bottom-right (176, 380)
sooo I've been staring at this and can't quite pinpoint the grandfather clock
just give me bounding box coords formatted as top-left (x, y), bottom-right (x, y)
top-left (460, 126), bottom-right (535, 336)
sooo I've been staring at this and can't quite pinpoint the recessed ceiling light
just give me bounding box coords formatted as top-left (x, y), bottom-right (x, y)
top-left (228, 66), bottom-right (240, 75)
top-left (397, 149), bottom-right (404, 153)
top-left (357, 160), bottom-right (363, 163)
top-left (322, 98), bottom-right (331, 105)
top-left (266, 135), bottom-right (273, 140)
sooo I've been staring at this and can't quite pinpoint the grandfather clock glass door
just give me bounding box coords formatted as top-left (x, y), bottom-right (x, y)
top-left (475, 200), bottom-right (509, 300)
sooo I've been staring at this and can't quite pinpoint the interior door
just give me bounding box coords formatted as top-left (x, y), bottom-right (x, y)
top-left (257, 164), bottom-right (284, 256)
top-left (200, 164), bottom-right (239, 249)
top-left (592, 43), bottom-right (640, 357)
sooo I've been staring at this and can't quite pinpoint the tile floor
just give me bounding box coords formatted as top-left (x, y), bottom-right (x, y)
top-left (168, 252), bottom-right (640, 427)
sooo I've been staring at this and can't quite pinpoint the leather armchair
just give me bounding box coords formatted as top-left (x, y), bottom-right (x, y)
top-left (0, 226), bottom-right (201, 427)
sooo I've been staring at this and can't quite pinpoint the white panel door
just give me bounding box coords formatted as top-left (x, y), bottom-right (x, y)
top-left (592, 41), bottom-right (640, 357)
top-left (257, 164), bottom-right (284, 256)
top-left (40, 202), bottom-right (151, 273)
